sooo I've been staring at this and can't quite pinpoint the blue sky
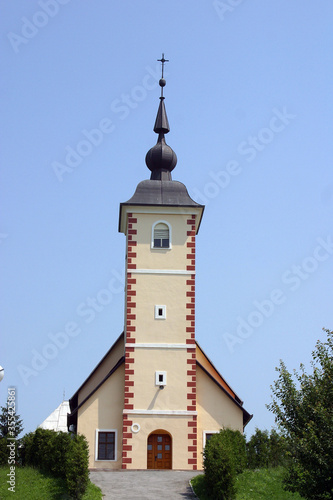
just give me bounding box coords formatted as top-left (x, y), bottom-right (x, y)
top-left (1, 1), bottom-right (332, 439)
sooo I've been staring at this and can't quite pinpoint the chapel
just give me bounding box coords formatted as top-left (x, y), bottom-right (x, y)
top-left (67, 56), bottom-right (252, 470)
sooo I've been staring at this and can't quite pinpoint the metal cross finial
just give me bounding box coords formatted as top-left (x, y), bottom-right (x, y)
top-left (158, 53), bottom-right (169, 79)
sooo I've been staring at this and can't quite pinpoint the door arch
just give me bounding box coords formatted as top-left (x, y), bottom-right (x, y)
top-left (147, 430), bottom-right (172, 469)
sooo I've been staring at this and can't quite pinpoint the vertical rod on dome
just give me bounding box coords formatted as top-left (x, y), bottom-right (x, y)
top-left (157, 53), bottom-right (169, 99)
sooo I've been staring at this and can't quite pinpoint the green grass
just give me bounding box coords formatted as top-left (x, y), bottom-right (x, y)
top-left (191, 467), bottom-right (305, 500)
top-left (0, 466), bottom-right (102, 499)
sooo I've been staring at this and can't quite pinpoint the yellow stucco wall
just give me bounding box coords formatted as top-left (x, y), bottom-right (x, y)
top-left (133, 274), bottom-right (188, 344)
top-left (77, 360), bottom-right (245, 470)
top-left (125, 415), bottom-right (194, 470)
top-left (77, 364), bottom-right (124, 469)
top-left (131, 348), bottom-right (189, 410)
top-left (196, 365), bottom-right (244, 469)
top-left (134, 212), bottom-right (190, 270)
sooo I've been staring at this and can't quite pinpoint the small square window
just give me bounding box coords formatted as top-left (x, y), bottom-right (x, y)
top-left (155, 371), bottom-right (167, 386)
top-left (154, 305), bottom-right (166, 320)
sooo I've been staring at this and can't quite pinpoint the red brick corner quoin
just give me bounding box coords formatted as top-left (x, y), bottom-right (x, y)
top-left (186, 215), bottom-right (197, 469)
top-left (122, 214), bottom-right (137, 468)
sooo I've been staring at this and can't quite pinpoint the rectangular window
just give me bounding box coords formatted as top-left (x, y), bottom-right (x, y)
top-left (154, 237), bottom-right (169, 248)
top-left (154, 305), bottom-right (166, 320)
top-left (96, 430), bottom-right (117, 461)
top-left (203, 430), bottom-right (219, 449)
top-left (152, 222), bottom-right (171, 249)
top-left (155, 371), bottom-right (167, 386)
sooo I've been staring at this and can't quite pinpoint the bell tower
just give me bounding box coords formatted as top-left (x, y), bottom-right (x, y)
top-left (119, 55), bottom-right (204, 470)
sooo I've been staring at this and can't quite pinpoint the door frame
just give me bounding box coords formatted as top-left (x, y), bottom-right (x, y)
top-left (147, 429), bottom-right (172, 469)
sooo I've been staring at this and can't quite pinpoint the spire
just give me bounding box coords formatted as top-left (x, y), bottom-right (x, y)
top-left (145, 54), bottom-right (177, 180)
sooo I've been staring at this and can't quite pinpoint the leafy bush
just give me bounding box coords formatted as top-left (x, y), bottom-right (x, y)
top-left (22, 428), bottom-right (89, 499)
top-left (66, 434), bottom-right (89, 499)
top-left (203, 429), bottom-right (247, 500)
top-left (51, 430), bottom-right (72, 478)
top-left (0, 436), bottom-right (24, 467)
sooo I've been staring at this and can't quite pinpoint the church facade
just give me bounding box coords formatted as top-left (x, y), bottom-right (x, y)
top-left (68, 58), bottom-right (251, 470)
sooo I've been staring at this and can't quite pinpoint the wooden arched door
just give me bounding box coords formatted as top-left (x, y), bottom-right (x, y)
top-left (147, 430), bottom-right (172, 469)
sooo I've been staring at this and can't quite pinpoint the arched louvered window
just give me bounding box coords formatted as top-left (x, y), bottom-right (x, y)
top-left (153, 222), bottom-right (170, 248)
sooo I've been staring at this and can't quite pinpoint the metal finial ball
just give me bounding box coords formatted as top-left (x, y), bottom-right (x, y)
top-left (159, 78), bottom-right (166, 87)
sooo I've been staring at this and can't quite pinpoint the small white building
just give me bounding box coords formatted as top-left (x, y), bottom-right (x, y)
top-left (39, 401), bottom-right (70, 433)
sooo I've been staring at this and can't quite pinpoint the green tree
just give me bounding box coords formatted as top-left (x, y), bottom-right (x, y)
top-left (268, 428), bottom-right (286, 467)
top-left (246, 428), bottom-right (286, 468)
top-left (267, 328), bottom-right (333, 500)
top-left (0, 404), bottom-right (24, 465)
top-left (246, 428), bottom-right (270, 469)
top-left (0, 404), bottom-right (23, 438)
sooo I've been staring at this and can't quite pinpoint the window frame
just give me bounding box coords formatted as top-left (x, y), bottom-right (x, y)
top-left (151, 220), bottom-right (172, 250)
top-left (154, 305), bottom-right (166, 320)
top-left (203, 430), bottom-right (220, 449)
top-left (155, 371), bottom-right (167, 387)
top-left (95, 429), bottom-right (117, 462)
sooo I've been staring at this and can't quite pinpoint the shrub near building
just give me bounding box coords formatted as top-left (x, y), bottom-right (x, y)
top-left (22, 428), bottom-right (89, 499)
top-left (203, 429), bottom-right (247, 500)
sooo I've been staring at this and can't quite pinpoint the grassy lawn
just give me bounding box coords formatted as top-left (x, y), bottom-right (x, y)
top-left (0, 466), bottom-right (102, 500)
top-left (191, 467), bottom-right (305, 500)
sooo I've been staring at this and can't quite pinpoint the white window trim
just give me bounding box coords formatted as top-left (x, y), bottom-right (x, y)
top-left (154, 305), bottom-right (166, 320)
top-left (151, 220), bottom-right (172, 249)
top-left (155, 371), bottom-right (167, 387)
top-left (95, 429), bottom-right (117, 461)
top-left (203, 430), bottom-right (220, 449)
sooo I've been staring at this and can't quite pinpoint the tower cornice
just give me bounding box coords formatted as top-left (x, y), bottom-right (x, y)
top-left (119, 202), bottom-right (204, 235)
